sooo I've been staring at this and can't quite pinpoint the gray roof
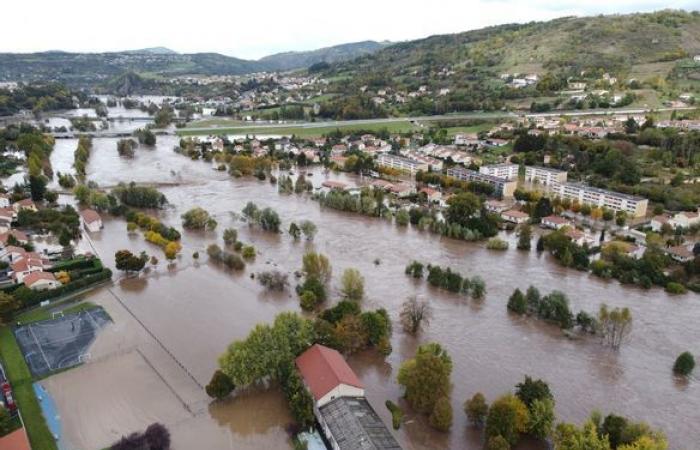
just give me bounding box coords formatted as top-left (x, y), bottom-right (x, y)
top-left (319, 397), bottom-right (402, 450)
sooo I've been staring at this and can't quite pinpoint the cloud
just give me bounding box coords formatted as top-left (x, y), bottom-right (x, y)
top-left (1, 0), bottom-right (698, 58)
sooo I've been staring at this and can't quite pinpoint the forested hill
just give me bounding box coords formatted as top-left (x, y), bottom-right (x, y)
top-left (324, 10), bottom-right (700, 82)
top-left (0, 41), bottom-right (389, 87)
top-left (311, 10), bottom-right (700, 118)
top-left (260, 40), bottom-right (390, 71)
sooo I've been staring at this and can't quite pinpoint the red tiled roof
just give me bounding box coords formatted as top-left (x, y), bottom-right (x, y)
top-left (542, 215), bottom-right (569, 224)
top-left (0, 428), bottom-right (31, 450)
top-left (81, 208), bottom-right (102, 224)
top-left (24, 271), bottom-right (57, 287)
top-left (321, 180), bottom-right (348, 189)
top-left (502, 209), bottom-right (529, 219)
top-left (3, 246), bottom-right (26, 255)
top-left (295, 344), bottom-right (363, 401)
top-left (0, 230), bottom-right (28, 244)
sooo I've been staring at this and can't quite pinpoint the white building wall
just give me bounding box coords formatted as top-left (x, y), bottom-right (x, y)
top-left (317, 384), bottom-right (365, 407)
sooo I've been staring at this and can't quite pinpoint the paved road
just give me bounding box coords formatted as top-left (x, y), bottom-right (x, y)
top-left (180, 106), bottom-right (696, 134)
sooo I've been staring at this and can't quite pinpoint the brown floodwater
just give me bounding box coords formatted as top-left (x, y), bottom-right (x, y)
top-left (35, 131), bottom-right (700, 450)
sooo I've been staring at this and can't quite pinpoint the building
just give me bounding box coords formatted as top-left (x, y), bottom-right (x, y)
top-left (541, 215), bottom-right (572, 230)
top-left (0, 230), bottom-right (28, 247)
top-left (320, 180), bottom-right (349, 193)
top-left (23, 271), bottom-right (61, 291)
top-left (479, 163), bottom-right (518, 180)
top-left (295, 344), bottom-right (401, 450)
top-left (665, 245), bottom-right (695, 263)
top-left (376, 154), bottom-right (428, 175)
top-left (81, 209), bottom-right (103, 233)
top-left (501, 209), bottom-right (530, 224)
top-left (447, 168), bottom-right (517, 198)
top-left (524, 166), bottom-right (568, 185)
top-left (0, 194), bottom-right (9, 209)
top-left (12, 199), bottom-right (37, 213)
top-left (650, 210), bottom-right (700, 232)
top-left (420, 187), bottom-right (442, 203)
top-left (548, 182), bottom-right (648, 218)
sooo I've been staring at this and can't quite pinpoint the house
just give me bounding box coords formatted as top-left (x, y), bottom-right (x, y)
top-left (10, 257), bottom-right (44, 283)
top-left (665, 245), bottom-right (695, 263)
top-left (23, 271), bottom-right (61, 291)
top-left (320, 180), bottom-right (349, 193)
top-left (651, 210), bottom-right (700, 231)
top-left (564, 228), bottom-right (596, 247)
top-left (0, 194), bottom-right (9, 209)
top-left (501, 210), bottom-right (530, 224)
top-left (0, 246), bottom-right (26, 263)
top-left (81, 209), bottom-right (103, 233)
top-left (295, 344), bottom-right (401, 450)
top-left (370, 179), bottom-right (395, 191)
top-left (541, 215), bottom-right (572, 230)
top-left (420, 187), bottom-right (442, 203)
top-left (12, 199), bottom-right (37, 213)
top-left (0, 230), bottom-right (29, 246)
top-left (485, 200), bottom-right (511, 213)
top-left (389, 183), bottom-right (415, 198)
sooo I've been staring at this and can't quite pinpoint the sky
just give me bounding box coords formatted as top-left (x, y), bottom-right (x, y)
top-left (3, 0), bottom-right (698, 59)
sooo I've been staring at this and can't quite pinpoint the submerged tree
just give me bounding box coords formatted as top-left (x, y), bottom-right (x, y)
top-left (399, 296), bottom-right (432, 335)
top-left (598, 304), bottom-right (632, 349)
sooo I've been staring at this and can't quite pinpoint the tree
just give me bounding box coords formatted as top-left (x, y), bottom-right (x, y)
top-left (302, 252), bottom-right (332, 285)
top-left (289, 222), bottom-right (301, 240)
top-left (527, 398), bottom-right (555, 440)
top-left (515, 376), bottom-right (553, 409)
top-left (299, 220), bottom-right (317, 241)
top-left (114, 250), bottom-right (146, 273)
top-left (485, 394), bottom-right (529, 446)
top-left (517, 224), bottom-right (532, 250)
top-left (486, 435), bottom-right (511, 450)
top-left (397, 343), bottom-right (452, 414)
top-left (181, 207), bottom-right (216, 230)
top-left (206, 370), bottom-right (235, 399)
top-left (470, 276), bottom-right (486, 300)
top-left (536, 236), bottom-right (544, 252)
top-left (507, 288), bottom-right (527, 314)
top-left (164, 242), bottom-right (179, 261)
top-left (223, 228), bottom-right (238, 245)
top-left (300, 290), bottom-right (318, 311)
top-left (405, 261), bottom-right (424, 278)
top-left (340, 268), bottom-right (364, 301)
top-left (0, 292), bottom-right (19, 322)
top-left (445, 192), bottom-right (481, 227)
top-left (429, 396), bottom-right (453, 432)
top-left (395, 209), bottom-right (410, 226)
top-left (258, 271), bottom-right (289, 291)
top-left (144, 423), bottom-right (170, 450)
top-left (259, 207), bottom-right (281, 232)
top-left (464, 392), bottom-right (488, 426)
top-left (0, 405), bottom-right (13, 436)
top-left (399, 296), bottom-right (432, 335)
top-left (598, 304), bottom-right (632, 349)
top-left (673, 352), bottom-right (695, 376)
top-left (554, 421), bottom-right (611, 450)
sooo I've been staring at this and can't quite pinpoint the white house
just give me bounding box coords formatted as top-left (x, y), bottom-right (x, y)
top-left (0, 194), bottom-right (10, 209)
top-left (23, 271), bottom-right (61, 291)
top-left (541, 215), bottom-right (572, 230)
top-left (650, 210), bottom-right (700, 232)
top-left (81, 209), bottom-right (103, 233)
top-left (10, 256), bottom-right (44, 283)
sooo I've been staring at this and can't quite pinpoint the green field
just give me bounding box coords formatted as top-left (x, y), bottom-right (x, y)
top-left (15, 301), bottom-right (100, 326)
top-left (0, 327), bottom-right (56, 450)
top-left (179, 120), bottom-right (421, 138)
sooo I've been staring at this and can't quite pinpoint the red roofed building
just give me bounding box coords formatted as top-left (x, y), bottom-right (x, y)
top-left (541, 215), bottom-right (572, 230)
top-left (0, 230), bottom-right (29, 246)
top-left (0, 428), bottom-right (32, 450)
top-left (23, 271), bottom-right (61, 291)
top-left (295, 344), bottom-right (364, 407)
top-left (80, 208), bottom-right (103, 232)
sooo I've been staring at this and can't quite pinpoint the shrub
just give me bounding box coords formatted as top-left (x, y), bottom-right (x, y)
top-left (299, 291), bottom-right (318, 311)
top-left (464, 392), bottom-right (488, 426)
top-left (206, 370), bottom-right (235, 399)
top-left (385, 400), bottom-right (403, 430)
top-left (665, 282), bottom-right (687, 294)
top-left (429, 396), bottom-right (453, 432)
top-left (258, 271), bottom-right (289, 291)
top-left (486, 237), bottom-right (509, 250)
top-left (405, 261), bottom-right (424, 278)
top-left (673, 352), bottom-right (695, 376)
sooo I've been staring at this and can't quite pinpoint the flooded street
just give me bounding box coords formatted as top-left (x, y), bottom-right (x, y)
top-left (22, 126), bottom-right (700, 450)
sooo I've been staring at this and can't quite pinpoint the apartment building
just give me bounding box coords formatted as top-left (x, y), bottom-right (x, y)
top-left (447, 167), bottom-right (517, 198)
top-left (479, 163), bottom-right (519, 180)
top-left (549, 182), bottom-right (648, 217)
top-left (524, 166), bottom-right (568, 185)
top-left (376, 154), bottom-right (429, 174)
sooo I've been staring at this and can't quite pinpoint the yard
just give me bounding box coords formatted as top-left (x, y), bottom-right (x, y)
top-left (0, 326), bottom-right (56, 450)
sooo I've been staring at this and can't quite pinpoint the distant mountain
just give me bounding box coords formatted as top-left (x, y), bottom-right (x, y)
top-left (123, 47), bottom-right (179, 55)
top-left (260, 40), bottom-right (391, 71)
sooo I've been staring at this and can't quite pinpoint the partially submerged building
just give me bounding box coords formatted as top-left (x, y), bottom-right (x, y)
top-left (295, 344), bottom-right (401, 450)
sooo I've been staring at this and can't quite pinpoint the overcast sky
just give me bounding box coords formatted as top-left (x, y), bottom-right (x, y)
top-left (3, 0), bottom-right (698, 59)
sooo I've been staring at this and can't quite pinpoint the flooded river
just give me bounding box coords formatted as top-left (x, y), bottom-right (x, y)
top-left (15, 123), bottom-right (700, 449)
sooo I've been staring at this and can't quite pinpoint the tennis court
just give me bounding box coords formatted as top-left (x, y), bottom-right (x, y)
top-left (14, 307), bottom-right (112, 377)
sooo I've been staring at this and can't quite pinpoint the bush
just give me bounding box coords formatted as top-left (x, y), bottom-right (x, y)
top-left (206, 370), bottom-right (235, 399)
top-left (299, 291), bottom-right (318, 311)
top-left (665, 282), bottom-right (687, 294)
top-left (464, 392), bottom-right (488, 426)
top-left (385, 400), bottom-right (403, 430)
top-left (258, 271), bottom-right (289, 291)
top-left (486, 237), bottom-right (509, 250)
top-left (429, 396), bottom-right (453, 432)
top-left (405, 261), bottom-right (424, 278)
top-left (673, 352), bottom-right (695, 376)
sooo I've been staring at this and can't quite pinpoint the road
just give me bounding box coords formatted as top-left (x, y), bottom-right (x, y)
top-left (179, 106), bottom-right (696, 135)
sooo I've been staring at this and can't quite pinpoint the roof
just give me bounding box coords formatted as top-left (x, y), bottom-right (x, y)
top-left (542, 215), bottom-right (570, 224)
top-left (502, 209), bottom-right (529, 219)
top-left (0, 230), bottom-right (28, 244)
top-left (3, 246), bottom-right (26, 255)
top-left (0, 428), bottom-right (32, 450)
top-left (80, 208), bottom-right (102, 224)
top-left (15, 199), bottom-right (35, 208)
top-left (319, 397), bottom-right (402, 450)
top-left (11, 257), bottom-right (43, 273)
top-left (295, 344), bottom-right (363, 402)
top-left (322, 180), bottom-right (348, 190)
top-left (23, 271), bottom-right (57, 287)
top-left (667, 245), bottom-right (694, 259)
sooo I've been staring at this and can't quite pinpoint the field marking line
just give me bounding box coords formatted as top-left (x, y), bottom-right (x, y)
top-left (27, 324), bottom-right (52, 372)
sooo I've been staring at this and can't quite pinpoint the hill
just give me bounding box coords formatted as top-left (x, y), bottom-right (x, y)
top-left (260, 40), bottom-right (390, 71)
top-left (123, 47), bottom-right (179, 55)
top-left (313, 10), bottom-right (700, 118)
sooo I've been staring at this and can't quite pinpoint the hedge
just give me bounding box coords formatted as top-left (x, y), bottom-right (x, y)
top-left (47, 257), bottom-right (102, 273)
top-left (13, 269), bottom-right (112, 309)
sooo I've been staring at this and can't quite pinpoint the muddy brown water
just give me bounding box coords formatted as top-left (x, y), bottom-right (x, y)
top-left (21, 132), bottom-right (700, 449)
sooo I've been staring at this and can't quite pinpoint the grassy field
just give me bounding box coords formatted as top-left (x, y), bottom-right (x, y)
top-left (179, 120), bottom-right (421, 138)
top-left (15, 301), bottom-right (100, 325)
top-left (0, 327), bottom-right (57, 450)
